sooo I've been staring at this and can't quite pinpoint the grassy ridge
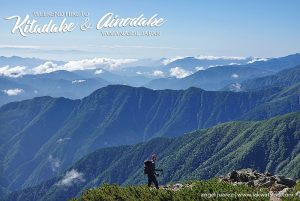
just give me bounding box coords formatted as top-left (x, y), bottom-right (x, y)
top-left (71, 180), bottom-right (272, 201)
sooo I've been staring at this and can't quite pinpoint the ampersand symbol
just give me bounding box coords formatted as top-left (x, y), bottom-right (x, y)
top-left (81, 18), bottom-right (92, 31)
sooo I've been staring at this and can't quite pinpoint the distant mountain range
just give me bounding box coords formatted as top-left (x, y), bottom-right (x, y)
top-left (0, 70), bottom-right (110, 106)
top-left (123, 56), bottom-right (254, 78)
top-left (145, 65), bottom-right (272, 90)
top-left (145, 54), bottom-right (300, 90)
top-left (161, 56), bottom-right (253, 71)
top-left (1, 54), bottom-right (300, 105)
top-left (3, 111), bottom-right (300, 201)
top-left (0, 56), bottom-right (65, 68)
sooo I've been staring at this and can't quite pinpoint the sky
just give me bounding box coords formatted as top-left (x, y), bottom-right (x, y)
top-left (1, 0), bottom-right (300, 61)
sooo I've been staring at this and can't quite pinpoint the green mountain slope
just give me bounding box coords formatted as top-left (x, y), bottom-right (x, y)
top-left (241, 83), bottom-right (300, 120)
top-left (0, 84), bottom-right (300, 192)
top-left (4, 112), bottom-right (300, 201)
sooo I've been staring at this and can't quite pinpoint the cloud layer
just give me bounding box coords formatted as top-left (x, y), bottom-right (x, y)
top-left (0, 66), bottom-right (27, 77)
top-left (0, 57), bottom-right (138, 77)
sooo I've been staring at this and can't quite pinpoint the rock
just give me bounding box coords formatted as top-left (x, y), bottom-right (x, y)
top-left (270, 176), bottom-right (277, 182)
top-left (260, 180), bottom-right (274, 188)
top-left (275, 176), bottom-right (296, 188)
top-left (270, 194), bottom-right (281, 201)
top-left (270, 183), bottom-right (288, 192)
top-left (174, 183), bottom-right (183, 188)
top-left (185, 183), bottom-right (194, 189)
top-left (219, 169), bottom-right (296, 192)
top-left (229, 171), bottom-right (239, 181)
top-left (277, 188), bottom-right (291, 197)
top-left (265, 172), bottom-right (272, 177)
top-left (254, 178), bottom-right (267, 186)
top-left (162, 183), bottom-right (186, 191)
top-left (236, 182), bottom-right (246, 185)
top-left (246, 181), bottom-right (254, 187)
top-left (239, 173), bottom-right (250, 182)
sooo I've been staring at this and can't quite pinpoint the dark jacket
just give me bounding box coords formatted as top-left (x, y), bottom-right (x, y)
top-left (148, 160), bottom-right (156, 175)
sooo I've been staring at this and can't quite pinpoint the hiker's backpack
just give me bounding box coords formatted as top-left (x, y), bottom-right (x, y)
top-left (144, 160), bottom-right (152, 174)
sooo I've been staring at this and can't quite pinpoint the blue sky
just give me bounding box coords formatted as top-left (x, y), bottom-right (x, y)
top-left (1, 0), bottom-right (300, 60)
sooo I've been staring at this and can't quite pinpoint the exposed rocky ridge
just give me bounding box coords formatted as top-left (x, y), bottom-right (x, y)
top-left (219, 169), bottom-right (299, 200)
top-left (220, 169), bottom-right (296, 191)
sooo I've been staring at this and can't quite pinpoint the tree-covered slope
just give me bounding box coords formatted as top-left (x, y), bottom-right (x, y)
top-left (0, 84), bottom-right (300, 192)
top-left (3, 112), bottom-right (300, 201)
top-left (240, 83), bottom-right (300, 120)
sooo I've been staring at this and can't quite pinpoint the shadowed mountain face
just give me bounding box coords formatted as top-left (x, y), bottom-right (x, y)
top-left (0, 83), bottom-right (300, 192)
top-left (3, 112), bottom-right (300, 201)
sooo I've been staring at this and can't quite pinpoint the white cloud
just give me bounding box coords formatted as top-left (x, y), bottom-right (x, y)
top-left (56, 137), bottom-right (71, 143)
top-left (48, 155), bottom-right (61, 172)
top-left (94, 69), bottom-right (103, 74)
top-left (57, 169), bottom-right (85, 187)
top-left (152, 70), bottom-right (165, 77)
top-left (162, 56), bottom-right (184, 65)
top-left (2, 88), bottom-right (24, 96)
top-left (195, 55), bottom-right (246, 60)
top-left (32, 62), bottom-right (60, 74)
top-left (229, 83), bottom-right (242, 92)
top-left (136, 71), bottom-right (142, 75)
top-left (247, 58), bottom-right (269, 64)
top-left (72, 79), bottom-right (86, 84)
top-left (208, 65), bottom-right (219, 68)
top-left (30, 58), bottom-right (137, 75)
top-left (195, 66), bottom-right (205, 71)
top-left (64, 58), bottom-right (137, 71)
top-left (231, 73), bottom-right (239, 78)
top-left (0, 66), bottom-right (27, 77)
top-left (169, 67), bottom-right (192, 79)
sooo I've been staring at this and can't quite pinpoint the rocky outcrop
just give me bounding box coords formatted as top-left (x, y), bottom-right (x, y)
top-left (219, 169), bottom-right (296, 191)
top-left (161, 183), bottom-right (194, 191)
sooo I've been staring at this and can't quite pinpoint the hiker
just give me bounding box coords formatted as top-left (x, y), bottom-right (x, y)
top-left (144, 154), bottom-right (162, 189)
